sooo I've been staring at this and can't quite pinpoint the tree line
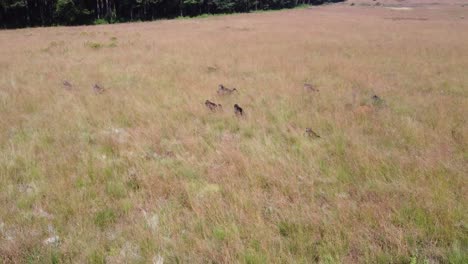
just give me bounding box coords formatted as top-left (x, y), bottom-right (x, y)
top-left (0, 0), bottom-right (340, 29)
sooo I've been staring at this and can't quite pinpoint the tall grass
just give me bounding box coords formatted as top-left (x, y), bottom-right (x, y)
top-left (0, 3), bottom-right (467, 263)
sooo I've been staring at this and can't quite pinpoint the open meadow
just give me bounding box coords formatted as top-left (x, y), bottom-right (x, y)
top-left (0, 0), bottom-right (467, 263)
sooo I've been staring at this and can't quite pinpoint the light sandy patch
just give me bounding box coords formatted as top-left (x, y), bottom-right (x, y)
top-left (387, 7), bottom-right (414, 10)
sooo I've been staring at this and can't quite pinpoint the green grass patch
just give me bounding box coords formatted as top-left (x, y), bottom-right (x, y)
top-left (242, 249), bottom-right (268, 264)
top-left (84, 41), bottom-right (104, 49)
top-left (94, 208), bottom-right (117, 229)
top-left (212, 226), bottom-right (227, 241)
top-left (106, 181), bottom-right (127, 199)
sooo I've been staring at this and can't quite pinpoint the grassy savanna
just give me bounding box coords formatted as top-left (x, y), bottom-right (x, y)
top-left (0, 1), bottom-right (467, 263)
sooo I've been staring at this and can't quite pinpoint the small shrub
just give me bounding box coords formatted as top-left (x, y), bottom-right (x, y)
top-left (94, 208), bottom-right (117, 229)
top-left (93, 19), bottom-right (108, 25)
top-left (176, 165), bottom-right (199, 180)
top-left (213, 227), bottom-right (226, 241)
top-left (447, 240), bottom-right (467, 263)
top-left (126, 177), bottom-right (140, 191)
top-left (106, 181), bottom-right (126, 199)
top-left (278, 221), bottom-right (297, 237)
top-left (88, 250), bottom-right (106, 264)
top-left (84, 41), bottom-right (103, 49)
top-left (243, 249), bottom-right (267, 264)
top-left (108, 42), bottom-right (117, 48)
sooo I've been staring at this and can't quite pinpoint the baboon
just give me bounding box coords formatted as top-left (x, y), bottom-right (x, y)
top-left (234, 104), bottom-right (243, 116)
top-left (207, 66), bottom-right (218, 73)
top-left (205, 100), bottom-right (222, 111)
top-left (93, 84), bottom-right (105, 94)
top-left (371, 94), bottom-right (384, 105)
top-left (305, 128), bottom-right (320, 138)
top-left (63, 80), bottom-right (73, 90)
top-left (217, 84), bottom-right (237, 95)
top-left (304, 83), bottom-right (319, 92)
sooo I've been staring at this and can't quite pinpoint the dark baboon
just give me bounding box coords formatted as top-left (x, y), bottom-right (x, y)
top-left (304, 83), bottom-right (319, 92)
top-left (371, 94), bottom-right (384, 105)
top-left (305, 128), bottom-right (320, 138)
top-left (234, 104), bottom-right (243, 116)
top-left (205, 100), bottom-right (222, 111)
top-left (217, 84), bottom-right (238, 95)
top-left (63, 80), bottom-right (73, 90)
top-left (93, 84), bottom-right (105, 94)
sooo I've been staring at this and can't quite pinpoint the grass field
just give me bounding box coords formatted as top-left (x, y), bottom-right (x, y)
top-left (0, 1), bottom-right (467, 263)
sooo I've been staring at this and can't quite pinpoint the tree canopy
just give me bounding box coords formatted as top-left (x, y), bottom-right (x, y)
top-left (0, 0), bottom-right (340, 29)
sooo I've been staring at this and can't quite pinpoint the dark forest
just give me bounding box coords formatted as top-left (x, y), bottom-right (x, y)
top-left (1, 0), bottom-right (339, 29)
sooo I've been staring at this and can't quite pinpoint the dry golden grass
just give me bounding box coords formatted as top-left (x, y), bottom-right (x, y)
top-left (0, 1), bottom-right (467, 263)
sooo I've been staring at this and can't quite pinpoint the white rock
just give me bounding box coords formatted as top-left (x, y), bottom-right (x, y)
top-left (337, 192), bottom-right (349, 199)
top-left (142, 210), bottom-right (159, 231)
top-left (18, 183), bottom-right (37, 195)
top-left (47, 224), bottom-right (55, 234)
top-left (34, 207), bottom-right (54, 219)
top-left (0, 222), bottom-right (15, 241)
top-left (119, 242), bottom-right (142, 261)
top-left (104, 127), bottom-right (130, 144)
top-left (43, 236), bottom-right (60, 246)
top-left (153, 255), bottom-right (164, 264)
top-left (386, 7), bottom-right (413, 11)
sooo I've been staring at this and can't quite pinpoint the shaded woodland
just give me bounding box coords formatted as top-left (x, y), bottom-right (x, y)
top-left (0, 0), bottom-right (340, 28)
